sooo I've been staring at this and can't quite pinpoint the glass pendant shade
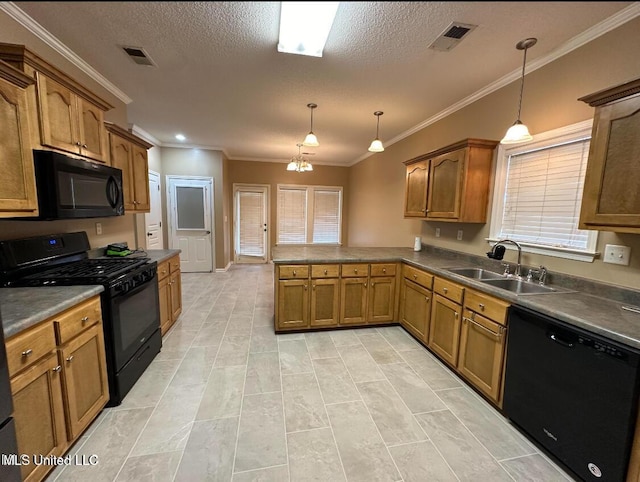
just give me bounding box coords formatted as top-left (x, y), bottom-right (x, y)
top-left (286, 143), bottom-right (313, 172)
top-left (368, 139), bottom-right (384, 152)
top-left (302, 103), bottom-right (319, 146)
top-left (501, 38), bottom-right (537, 145)
top-left (501, 120), bottom-right (533, 144)
top-left (286, 160), bottom-right (298, 171)
top-left (368, 111), bottom-right (385, 152)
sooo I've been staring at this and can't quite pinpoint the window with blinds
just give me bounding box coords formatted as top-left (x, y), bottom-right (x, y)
top-left (237, 190), bottom-right (265, 257)
top-left (490, 120), bottom-right (598, 261)
top-left (277, 185), bottom-right (342, 245)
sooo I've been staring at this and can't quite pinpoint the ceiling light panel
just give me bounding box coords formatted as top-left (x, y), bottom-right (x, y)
top-left (278, 2), bottom-right (340, 57)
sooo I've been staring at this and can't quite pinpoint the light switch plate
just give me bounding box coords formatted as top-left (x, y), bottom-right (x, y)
top-left (457, 229), bottom-right (463, 241)
top-left (95, 222), bottom-right (102, 235)
top-left (603, 244), bottom-right (631, 265)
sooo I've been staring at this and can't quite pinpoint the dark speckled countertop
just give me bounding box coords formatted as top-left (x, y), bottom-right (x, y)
top-left (272, 246), bottom-right (640, 350)
top-left (0, 285), bottom-right (104, 339)
top-left (143, 249), bottom-right (181, 264)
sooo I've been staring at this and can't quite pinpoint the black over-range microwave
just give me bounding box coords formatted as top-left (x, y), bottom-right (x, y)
top-left (29, 150), bottom-right (124, 220)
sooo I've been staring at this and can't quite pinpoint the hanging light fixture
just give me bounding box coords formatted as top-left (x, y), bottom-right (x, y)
top-left (501, 37), bottom-right (537, 144)
top-left (286, 143), bottom-right (314, 172)
top-left (368, 111), bottom-right (385, 152)
top-left (302, 103), bottom-right (319, 147)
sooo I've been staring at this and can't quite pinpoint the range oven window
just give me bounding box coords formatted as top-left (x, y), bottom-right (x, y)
top-left (110, 276), bottom-right (160, 370)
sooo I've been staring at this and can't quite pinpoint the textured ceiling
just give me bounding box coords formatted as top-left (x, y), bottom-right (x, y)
top-left (9, 1), bottom-right (637, 166)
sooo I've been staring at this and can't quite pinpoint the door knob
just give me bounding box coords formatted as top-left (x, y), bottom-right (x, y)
top-left (147, 232), bottom-right (152, 236)
top-left (205, 230), bottom-right (211, 234)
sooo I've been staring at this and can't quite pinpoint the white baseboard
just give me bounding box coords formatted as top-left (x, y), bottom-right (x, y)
top-left (216, 261), bottom-right (233, 272)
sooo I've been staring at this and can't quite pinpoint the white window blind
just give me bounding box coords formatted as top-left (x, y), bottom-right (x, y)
top-left (313, 189), bottom-right (340, 243)
top-left (278, 187), bottom-right (307, 244)
top-left (499, 138), bottom-right (591, 250)
top-left (277, 185), bottom-right (342, 245)
top-left (237, 190), bottom-right (265, 257)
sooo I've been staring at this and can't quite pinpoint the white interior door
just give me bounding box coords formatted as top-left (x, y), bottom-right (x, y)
top-left (234, 184), bottom-right (269, 263)
top-left (145, 170), bottom-right (164, 250)
top-left (167, 176), bottom-right (214, 272)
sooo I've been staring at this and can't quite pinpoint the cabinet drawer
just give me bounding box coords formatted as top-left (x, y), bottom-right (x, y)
top-left (311, 264), bottom-right (340, 278)
top-left (279, 265), bottom-right (309, 279)
top-left (53, 296), bottom-right (102, 345)
top-left (464, 290), bottom-right (510, 325)
top-left (402, 264), bottom-right (433, 289)
top-left (370, 263), bottom-right (396, 277)
top-left (169, 255), bottom-right (181, 273)
top-left (341, 264), bottom-right (369, 278)
top-left (6, 321), bottom-right (56, 378)
top-left (434, 277), bottom-right (464, 304)
top-left (157, 260), bottom-right (170, 280)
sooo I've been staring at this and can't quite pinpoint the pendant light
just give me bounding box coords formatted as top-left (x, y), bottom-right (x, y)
top-left (302, 103), bottom-right (319, 147)
top-left (501, 38), bottom-right (537, 144)
top-left (368, 111), bottom-right (385, 152)
top-left (286, 143), bottom-right (313, 172)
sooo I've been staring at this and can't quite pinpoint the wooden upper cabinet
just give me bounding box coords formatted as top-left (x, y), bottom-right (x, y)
top-left (403, 139), bottom-right (498, 223)
top-left (105, 122), bottom-right (153, 213)
top-left (0, 43), bottom-right (113, 164)
top-left (0, 60), bottom-right (38, 217)
top-left (578, 78), bottom-right (640, 232)
top-left (404, 159), bottom-right (429, 217)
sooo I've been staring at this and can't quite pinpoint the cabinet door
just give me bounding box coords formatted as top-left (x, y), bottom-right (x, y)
top-left (109, 134), bottom-right (135, 211)
top-left (158, 275), bottom-right (172, 336)
top-left (77, 98), bottom-right (106, 163)
top-left (11, 352), bottom-right (67, 482)
top-left (0, 76), bottom-right (38, 216)
top-left (340, 277), bottom-right (368, 325)
top-left (368, 276), bottom-right (396, 324)
top-left (310, 278), bottom-right (339, 327)
top-left (404, 160), bottom-right (429, 217)
top-left (580, 94), bottom-right (640, 229)
top-left (399, 278), bottom-right (431, 343)
top-left (170, 271), bottom-right (183, 322)
top-left (277, 279), bottom-right (309, 330)
top-left (59, 324), bottom-right (109, 440)
top-left (428, 294), bottom-right (462, 367)
top-left (427, 148), bottom-right (466, 219)
top-left (458, 311), bottom-right (506, 405)
top-left (132, 143), bottom-right (150, 211)
top-left (36, 73), bottom-right (79, 155)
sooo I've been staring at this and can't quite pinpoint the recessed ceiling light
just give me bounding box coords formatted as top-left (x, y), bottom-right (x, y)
top-left (278, 2), bottom-right (339, 57)
top-left (175, 134), bottom-right (186, 141)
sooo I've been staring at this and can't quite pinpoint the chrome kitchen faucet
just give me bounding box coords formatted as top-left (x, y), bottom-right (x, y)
top-left (487, 239), bottom-right (523, 278)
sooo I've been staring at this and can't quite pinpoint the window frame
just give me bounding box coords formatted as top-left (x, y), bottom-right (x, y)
top-left (488, 119), bottom-right (599, 262)
top-left (276, 184), bottom-right (343, 246)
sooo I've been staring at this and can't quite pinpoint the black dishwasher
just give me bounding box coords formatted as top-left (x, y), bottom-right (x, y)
top-left (503, 305), bottom-right (640, 482)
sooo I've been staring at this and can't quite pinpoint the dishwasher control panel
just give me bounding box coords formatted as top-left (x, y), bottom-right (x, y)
top-left (578, 335), bottom-right (628, 360)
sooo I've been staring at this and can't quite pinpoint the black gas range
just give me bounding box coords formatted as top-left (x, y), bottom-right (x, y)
top-left (0, 232), bottom-right (162, 406)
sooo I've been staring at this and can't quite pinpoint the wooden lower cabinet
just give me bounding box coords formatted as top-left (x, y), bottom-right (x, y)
top-left (340, 277), bottom-right (368, 325)
top-left (428, 294), bottom-right (462, 367)
top-left (277, 279), bottom-right (309, 330)
top-left (158, 254), bottom-right (183, 336)
top-left (310, 278), bottom-right (340, 327)
top-left (58, 324), bottom-right (109, 440)
top-left (399, 278), bottom-right (431, 342)
top-left (11, 352), bottom-right (67, 482)
top-left (368, 276), bottom-right (396, 324)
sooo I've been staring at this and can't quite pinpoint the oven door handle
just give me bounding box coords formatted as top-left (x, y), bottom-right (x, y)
top-left (112, 275), bottom-right (156, 298)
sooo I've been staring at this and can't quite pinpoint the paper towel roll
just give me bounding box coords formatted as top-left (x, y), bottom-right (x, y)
top-left (414, 236), bottom-right (422, 251)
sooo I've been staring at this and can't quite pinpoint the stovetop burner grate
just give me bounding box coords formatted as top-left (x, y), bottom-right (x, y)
top-left (23, 258), bottom-right (149, 282)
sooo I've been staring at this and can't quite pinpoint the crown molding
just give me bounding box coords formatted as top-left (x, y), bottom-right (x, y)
top-left (129, 124), bottom-right (161, 146)
top-left (348, 2), bottom-right (640, 167)
top-left (0, 2), bottom-right (132, 104)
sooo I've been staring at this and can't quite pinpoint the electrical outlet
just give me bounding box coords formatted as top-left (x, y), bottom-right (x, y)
top-left (95, 222), bottom-right (102, 235)
top-left (435, 228), bottom-right (441, 238)
top-left (457, 229), bottom-right (463, 241)
top-left (604, 244), bottom-right (631, 266)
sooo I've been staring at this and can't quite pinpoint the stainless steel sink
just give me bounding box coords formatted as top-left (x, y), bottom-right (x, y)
top-left (479, 278), bottom-right (565, 295)
top-left (446, 267), bottom-right (504, 280)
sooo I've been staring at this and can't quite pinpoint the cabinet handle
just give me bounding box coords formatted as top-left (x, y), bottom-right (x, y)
top-left (478, 303), bottom-right (485, 311)
top-left (454, 311), bottom-right (459, 319)
top-left (82, 144), bottom-right (88, 148)
top-left (354, 269), bottom-right (358, 274)
top-left (52, 365), bottom-right (62, 373)
top-left (312, 285), bottom-right (316, 290)
top-left (293, 270), bottom-right (297, 276)
top-left (382, 268), bottom-right (386, 274)
top-left (81, 316), bottom-right (89, 322)
top-left (371, 282), bottom-right (375, 287)
top-left (464, 317), bottom-right (502, 339)
top-left (66, 355), bottom-right (74, 363)
top-left (21, 349), bottom-right (33, 357)
top-left (414, 274), bottom-right (417, 280)
top-left (364, 282), bottom-right (367, 288)
top-left (304, 284), bottom-right (307, 290)
top-left (76, 141), bottom-right (82, 146)
top-left (443, 287), bottom-right (448, 294)
top-left (425, 296), bottom-right (430, 302)
top-left (324, 269), bottom-right (328, 275)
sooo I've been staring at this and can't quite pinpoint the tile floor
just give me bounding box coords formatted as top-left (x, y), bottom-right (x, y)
top-left (46, 264), bottom-right (575, 482)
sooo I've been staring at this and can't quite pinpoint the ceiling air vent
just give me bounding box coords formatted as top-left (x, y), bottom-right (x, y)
top-left (429, 22), bottom-right (477, 52)
top-left (121, 46), bottom-right (157, 67)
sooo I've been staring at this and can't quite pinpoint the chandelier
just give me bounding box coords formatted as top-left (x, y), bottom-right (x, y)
top-left (286, 143), bottom-right (314, 172)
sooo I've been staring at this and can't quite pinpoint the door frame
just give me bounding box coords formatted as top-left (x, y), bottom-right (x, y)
top-left (145, 170), bottom-right (164, 250)
top-left (166, 175), bottom-right (215, 271)
top-left (233, 183), bottom-right (271, 264)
